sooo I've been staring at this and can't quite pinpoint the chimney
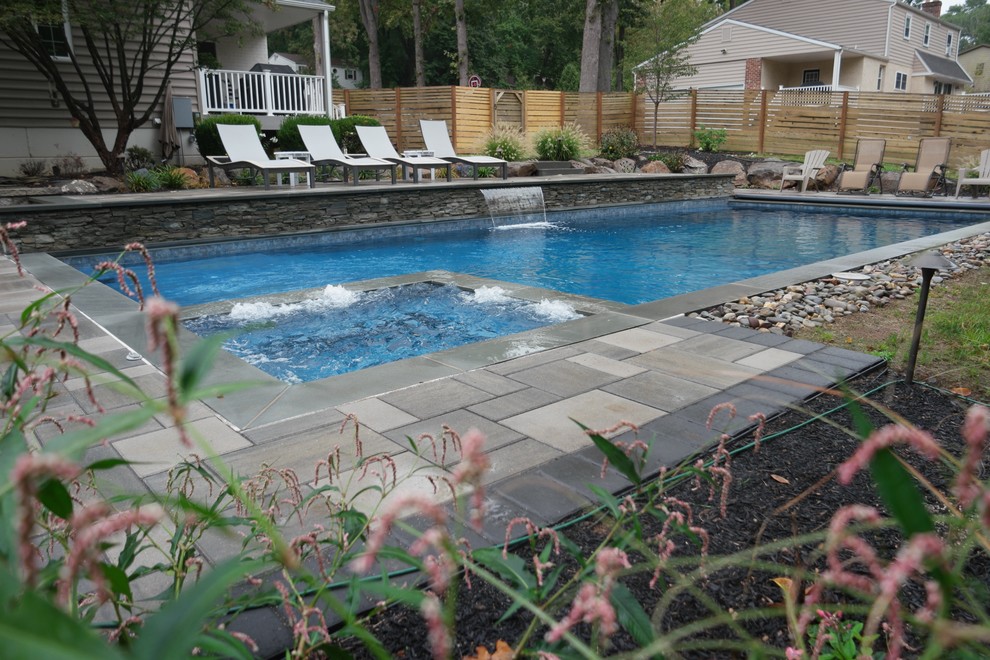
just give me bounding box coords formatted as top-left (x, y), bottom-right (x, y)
top-left (921, 1), bottom-right (942, 18)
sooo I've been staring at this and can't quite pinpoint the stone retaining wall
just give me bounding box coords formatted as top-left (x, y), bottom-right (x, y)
top-left (1, 174), bottom-right (734, 253)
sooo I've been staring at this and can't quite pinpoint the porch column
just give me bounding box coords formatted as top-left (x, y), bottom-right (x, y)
top-left (321, 9), bottom-right (334, 117)
top-left (832, 50), bottom-right (842, 88)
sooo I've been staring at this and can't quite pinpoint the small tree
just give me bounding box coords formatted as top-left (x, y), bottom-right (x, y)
top-left (627, 0), bottom-right (718, 147)
top-left (0, 0), bottom-right (270, 175)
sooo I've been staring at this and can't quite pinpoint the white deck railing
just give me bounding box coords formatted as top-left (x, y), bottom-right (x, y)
top-left (778, 84), bottom-right (860, 92)
top-left (198, 69), bottom-right (343, 117)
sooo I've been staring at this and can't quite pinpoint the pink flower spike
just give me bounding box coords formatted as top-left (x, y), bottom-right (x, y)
top-left (837, 423), bottom-right (940, 485)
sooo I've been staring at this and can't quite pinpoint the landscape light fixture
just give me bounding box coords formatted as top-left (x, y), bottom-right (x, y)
top-left (904, 250), bottom-right (954, 386)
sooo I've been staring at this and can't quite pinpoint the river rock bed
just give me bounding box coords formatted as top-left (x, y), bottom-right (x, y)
top-left (688, 232), bottom-right (990, 335)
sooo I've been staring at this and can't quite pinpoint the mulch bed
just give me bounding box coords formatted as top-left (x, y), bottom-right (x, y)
top-left (337, 368), bottom-right (986, 658)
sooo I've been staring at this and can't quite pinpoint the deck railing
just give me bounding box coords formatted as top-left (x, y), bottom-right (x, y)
top-left (778, 84), bottom-right (860, 92)
top-left (198, 68), bottom-right (343, 117)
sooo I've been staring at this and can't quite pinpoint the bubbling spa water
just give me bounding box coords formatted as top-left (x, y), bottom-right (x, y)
top-left (184, 283), bottom-right (580, 383)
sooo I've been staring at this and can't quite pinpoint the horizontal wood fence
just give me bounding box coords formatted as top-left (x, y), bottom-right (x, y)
top-left (344, 86), bottom-right (990, 166)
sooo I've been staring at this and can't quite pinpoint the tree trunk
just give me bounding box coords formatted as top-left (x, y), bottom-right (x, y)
top-left (596, 0), bottom-right (618, 93)
top-left (412, 0), bottom-right (425, 87)
top-left (579, 0), bottom-right (602, 92)
top-left (454, 0), bottom-right (469, 86)
top-left (358, 0), bottom-right (383, 88)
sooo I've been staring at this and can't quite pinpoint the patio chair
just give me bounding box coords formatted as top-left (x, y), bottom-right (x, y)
top-left (896, 137), bottom-right (951, 197)
top-left (836, 138), bottom-right (886, 194)
top-left (355, 125), bottom-right (453, 183)
top-left (779, 149), bottom-right (829, 192)
top-left (419, 119), bottom-right (508, 180)
top-left (955, 148), bottom-right (990, 198)
top-left (207, 124), bottom-right (315, 190)
top-left (298, 124), bottom-right (396, 185)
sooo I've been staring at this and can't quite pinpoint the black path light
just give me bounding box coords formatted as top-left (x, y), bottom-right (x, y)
top-left (904, 250), bottom-right (955, 386)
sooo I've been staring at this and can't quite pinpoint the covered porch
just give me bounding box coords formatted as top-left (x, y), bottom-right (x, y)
top-left (196, 0), bottom-right (343, 128)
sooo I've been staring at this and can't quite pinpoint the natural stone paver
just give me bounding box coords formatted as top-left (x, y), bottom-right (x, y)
top-left (501, 390), bottom-right (665, 452)
top-left (379, 378), bottom-right (492, 419)
top-left (385, 409), bottom-right (525, 460)
top-left (601, 370), bottom-right (719, 413)
top-left (566, 352), bottom-right (647, 378)
top-left (481, 439), bottom-right (563, 485)
top-left (735, 347), bottom-right (803, 370)
top-left (466, 387), bottom-right (562, 422)
top-left (594, 326), bottom-right (685, 352)
top-left (112, 416), bottom-right (252, 477)
top-left (674, 333), bottom-right (767, 362)
top-left (452, 369), bottom-right (529, 396)
top-left (628, 347), bottom-right (761, 389)
top-left (506, 359), bottom-right (623, 398)
top-left (336, 397), bottom-right (419, 432)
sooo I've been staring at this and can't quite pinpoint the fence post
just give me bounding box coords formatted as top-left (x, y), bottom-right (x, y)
top-left (559, 92), bottom-right (565, 127)
top-left (758, 89), bottom-right (767, 154)
top-left (689, 90), bottom-right (698, 148)
top-left (344, 89), bottom-right (351, 117)
top-left (450, 86), bottom-right (458, 148)
top-left (395, 87), bottom-right (403, 151)
top-left (837, 91), bottom-right (849, 160)
top-left (522, 90), bottom-right (529, 134)
top-left (489, 87), bottom-right (495, 128)
top-left (597, 92), bottom-right (603, 140)
top-left (933, 94), bottom-right (944, 136)
top-left (631, 92), bottom-right (639, 141)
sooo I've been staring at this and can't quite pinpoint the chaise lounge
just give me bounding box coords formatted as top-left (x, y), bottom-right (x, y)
top-left (355, 125), bottom-right (453, 183)
top-left (298, 124), bottom-right (396, 185)
top-left (896, 137), bottom-right (951, 197)
top-left (207, 124), bottom-right (315, 190)
top-left (420, 119), bottom-right (508, 180)
top-left (837, 138), bottom-right (886, 194)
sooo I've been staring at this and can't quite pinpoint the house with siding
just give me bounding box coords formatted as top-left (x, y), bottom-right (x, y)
top-left (0, 0), bottom-right (338, 177)
top-left (638, 0), bottom-right (971, 95)
top-left (959, 44), bottom-right (990, 92)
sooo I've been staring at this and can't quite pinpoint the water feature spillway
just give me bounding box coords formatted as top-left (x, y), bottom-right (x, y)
top-left (480, 187), bottom-right (552, 229)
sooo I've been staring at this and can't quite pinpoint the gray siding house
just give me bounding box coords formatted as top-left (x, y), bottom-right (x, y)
top-left (640, 0), bottom-right (970, 95)
top-left (0, 0), bottom-right (338, 177)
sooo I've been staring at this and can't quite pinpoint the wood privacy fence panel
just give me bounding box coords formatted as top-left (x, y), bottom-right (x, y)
top-left (345, 86), bottom-right (990, 164)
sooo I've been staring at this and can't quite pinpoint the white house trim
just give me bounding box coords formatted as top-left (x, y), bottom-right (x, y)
top-left (700, 19), bottom-right (843, 53)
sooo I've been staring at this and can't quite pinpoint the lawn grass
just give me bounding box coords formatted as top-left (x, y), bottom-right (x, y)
top-left (797, 265), bottom-right (990, 400)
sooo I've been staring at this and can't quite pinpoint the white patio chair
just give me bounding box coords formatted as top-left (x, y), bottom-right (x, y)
top-left (298, 124), bottom-right (396, 185)
top-left (779, 149), bottom-right (830, 192)
top-left (420, 119), bottom-right (508, 180)
top-left (207, 124), bottom-right (315, 190)
top-left (355, 125), bottom-right (453, 183)
top-left (955, 148), bottom-right (990, 198)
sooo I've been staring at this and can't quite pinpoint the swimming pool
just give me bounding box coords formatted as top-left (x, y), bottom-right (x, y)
top-left (65, 200), bottom-right (983, 308)
top-left (184, 282), bottom-right (581, 383)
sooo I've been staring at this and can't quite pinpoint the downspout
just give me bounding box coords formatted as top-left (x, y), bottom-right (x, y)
top-left (885, 1), bottom-right (893, 57)
top-left (322, 8), bottom-right (334, 118)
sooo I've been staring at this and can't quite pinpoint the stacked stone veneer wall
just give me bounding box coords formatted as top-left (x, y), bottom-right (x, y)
top-left (3, 174), bottom-right (734, 253)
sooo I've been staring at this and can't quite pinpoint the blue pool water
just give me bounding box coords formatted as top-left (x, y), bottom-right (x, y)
top-left (184, 283), bottom-right (580, 383)
top-left (69, 201), bottom-right (980, 308)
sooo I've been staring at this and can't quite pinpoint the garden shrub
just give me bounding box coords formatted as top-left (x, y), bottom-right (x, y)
top-left (276, 115), bottom-right (381, 154)
top-left (599, 126), bottom-right (639, 160)
top-left (194, 114), bottom-right (261, 157)
top-left (483, 123), bottom-right (528, 161)
top-left (125, 146), bottom-right (156, 171)
top-left (694, 125), bottom-right (728, 152)
top-left (534, 123), bottom-right (591, 161)
top-left (18, 159), bottom-right (47, 177)
top-left (154, 166), bottom-right (189, 190)
top-left (649, 152), bottom-right (685, 172)
top-left (125, 169), bottom-right (161, 192)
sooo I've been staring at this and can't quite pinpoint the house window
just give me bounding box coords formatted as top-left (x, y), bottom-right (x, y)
top-left (37, 20), bottom-right (72, 60)
top-left (904, 15), bottom-right (912, 40)
top-left (345, 69), bottom-right (356, 80)
top-left (802, 69), bottom-right (821, 86)
top-left (977, 62), bottom-right (985, 76)
top-left (895, 71), bottom-right (908, 91)
top-left (877, 65), bottom-right (886, 91)
top-left (923, 23), bottom-right (931, 47)
top-left (934, 81), bottom-right (952, 95)
top-left (946, 33), bottom-right (953, 57)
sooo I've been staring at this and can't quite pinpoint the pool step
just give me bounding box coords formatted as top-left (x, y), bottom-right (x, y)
top-left (536, 161), bottom-right (582, 176)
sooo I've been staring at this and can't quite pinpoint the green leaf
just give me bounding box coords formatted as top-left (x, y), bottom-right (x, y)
top-left (85, 458), bottom-right (132, 471)
top-left (589, 484), bottom-right (621, 517)
top-left (37, 478), bottom-right (74, 519)
top-left (177, 334), bottom-right (229, 396)
top-left (131, 558), bottom-right (262, 659)
top-left (0, 587), bottom-right (126, 660)
top-left (611, 581), bottom-right (657, 647)
top-left (845, 396), bottom-right (875, 440)
top-left (575, 421), bottom-right (641, 486)
top-left (4, 336), bottom-right (139, 391)
top-left (472, 546), bottom-right (536, 591)
top-left (357, 576), bottom-right (427, 610)
top-left (870, 448), bottom-right (933, 537)
top-left (100, 563), bottom-right (134, 602)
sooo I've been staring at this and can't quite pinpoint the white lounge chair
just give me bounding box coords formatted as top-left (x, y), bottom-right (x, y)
top-left (779, 149), bottom-right (830, 192)
top-left (298, 124), bottom-right (396, 185)
top-left (355, 125), bottom-right (452, 183)
top-left (955, 148), bottom-right (990, 198)
top-left (207, 124), bottom-right (315, 190)
top-left (420, 119), bottom-right (508, 180)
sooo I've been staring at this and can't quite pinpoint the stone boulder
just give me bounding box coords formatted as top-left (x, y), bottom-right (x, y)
top-left (88, 176), bottom-right (127, 193)
top-left (612, 157), bottom-right (637, 173)
top-left (681, 155), bottom-right (708, 174)
top-left (60, 179), bottom-right (98, 194)
top-left (176, 167), bottom-right (203, 189)
top-left (816, 163), bottom-right (841, 189)
top-left (508, 161), bottom-right (537, 177)
top-left (746, 159), bottom-right (787, 189)
top-left (569, 160), bottom-right (595, 173)
top-left (587, 165), bottom-right (617, 174)
top-left (639, 160), bottom-right (671, 174)
top-left (589, 157), bottom-right (614, 168)
top-left (711, 160), bottom-right (746, 186)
